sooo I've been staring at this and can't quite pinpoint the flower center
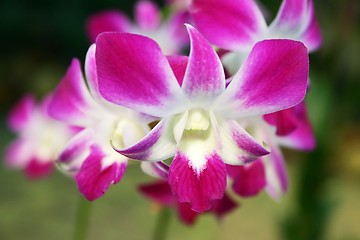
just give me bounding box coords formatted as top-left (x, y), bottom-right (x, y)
top-left (184, 108), bottom-right (210, 131)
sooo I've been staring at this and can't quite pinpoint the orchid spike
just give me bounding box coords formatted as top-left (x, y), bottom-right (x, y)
top-left (48, 45), bottom-right (149, 201)
top-left (95, 24), bottom-right (309, 212)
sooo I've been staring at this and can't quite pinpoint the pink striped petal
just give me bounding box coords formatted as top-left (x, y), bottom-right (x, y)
top-left (48, 59), bottom-right (95, 126)
top-left (168, 151), bottom-right (227, 212)
top-left (138, 181), bottom-right (174, 206)
top-left (219, 120), bottom-right (269, 165)
top-left (182, 25), bottom-right (225, 102)
top-left (96, 32), bottom-right (188, 117)
top-left (190, 0), bottom-right (266, 50)
top-left (115, 118), bottom-right (176, 161)
top-left (7, 95), bottom-right (35, 132)
top-left (75, 145), bottom-right (127, 201)
top-left (86, 10), bottom-right (131, 42)
top-left (264, 145), bottom-right (288, 200)
top-left (215, 40), bottom-right (309, 118)
top-left (167, 55), bottom-right (188, 86)
top-left (226, 160), bottom-right (266, 197)
top-left (24, 158), bottom-right (54, 180)
top-left (135, 0), bottom-right (160, 31)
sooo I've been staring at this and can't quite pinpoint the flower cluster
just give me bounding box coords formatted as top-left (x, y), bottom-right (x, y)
top-left (6, 0), bottom-right (321, 224)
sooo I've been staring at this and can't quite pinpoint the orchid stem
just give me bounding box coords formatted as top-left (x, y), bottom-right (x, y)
top-left (73, 196), bottom-right (92, 240)
top-left (152, 207), bottom-right (171, 240)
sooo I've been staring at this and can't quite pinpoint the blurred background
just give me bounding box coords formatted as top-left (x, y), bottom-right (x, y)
top-left (0, 0), bottom-right (359, 239)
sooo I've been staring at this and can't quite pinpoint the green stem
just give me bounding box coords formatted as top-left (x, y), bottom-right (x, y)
top-left (73, 196), bottom-right (92, 240)
top-left (152, 207), bottom-right (171, 240)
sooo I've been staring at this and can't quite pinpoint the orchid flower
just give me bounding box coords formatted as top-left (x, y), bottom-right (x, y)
top-left (86, 0), bottom-right (190, 55)
top-left (5, 95), bottom-right (73, 179)
top-left (48, 45), bottom-right (149, 201)
top-left (95, 24), bottom-right (309, 212)
top-left (190, 0), bottom-right (322, 74)
top-left (227, 101), bottom-right (316, 200)
top-left (139, 180), bottom-right (238, 225)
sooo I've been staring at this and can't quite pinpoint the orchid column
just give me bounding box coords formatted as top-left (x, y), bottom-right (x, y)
top-left (95, 24), bottom-right (309, 212)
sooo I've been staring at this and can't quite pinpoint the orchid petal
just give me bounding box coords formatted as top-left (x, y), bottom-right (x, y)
top-left (263, 107), bottom-right (299, 136)
top-left (75, 145), bottom-right (127, 201)
top-left (226, 160), bottom-right (266, 197)
top-left (211, 192), bottom-right (238, 219)
top-left (190, 0), bottom-right (266, 50)
top-left (140, 162), bottom-right (169, 179)
top-left (96, 32), bottom-right (188, 117)
top-left (167, 55), bottom-right (188, 86)
top-left (135, 0), bottom-right (161, 31)
top-left (299, 0), bottom-right (322, 51)
top-left (168, 151), bottom-right (227, 212)
top-left (7, 95), bottom-right (35, 132)
top-left (115, 118), bottom-right (176, 161)
top-left (263, 145), bottom-right (288, 200)
top-left (48, 59), bottom-right (96, 126)
top-left (177, 202), bottom-right (199, 225)
top-left (24, 159), bottom-right (53, 180)
top-left (138, 181), bottom-right (174, 205)
top-left (219, 120), bottom-right (269, 165)
top-left (86, 10), bottom-right (131, 42)
top-left (182, 25), bottom-right (225, 103)
top-left (5, 139), bottom-right (33, 168)
top-left (167, 11), bottom-right (191, 50)
top-left (85, 44), bottom-right (100, 98)
top-left (214, 40), bottom-right (309, 118)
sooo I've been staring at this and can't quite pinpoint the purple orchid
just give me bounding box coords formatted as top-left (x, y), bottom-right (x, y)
top-left (190, 0), bottom-right (322, 74)
top-left (48, 45), bottom-right (149, 201)
top-left (95, 24), bottom-right (309, 212)
top-left (139, 180), bottom-right (238, 225)
top-left (5, 95), bottom-right (74, 179)
top-left (86, 0), bottom-right (190, 54)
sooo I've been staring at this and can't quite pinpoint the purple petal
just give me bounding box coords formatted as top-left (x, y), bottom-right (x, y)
top-left (263, 107), bottom-right (299, 136)
top-left (168, 151), bottom-right (227, 212)
top-left (182, 25), bottom-right (225, 101)
top-left (277, 103), bottom-right (316, 151)
top-left (138, 180), bottom-right (174, 205)
top-left (190, 0), bottom-right (266, 50)
top-left (211, 193), bottom-right (238, 219)
top-left (263, 145), bottom-right (288, 200)
top-left (167, 55), bottom-right (188, 86)
top-left (271, 0), bottom-right (308, 31)
top-left (176, 202), bottom-right (199, 225)
top-left (24, 158), bottom-right (54, 180)
top-left (216, 39), bottom-right (309, 118)
top-left (7, 95), bottom-right (35, 132)
top-left (299, 1), bottom-right (322, 51)
top-left (135, 0), bottom-right (160, 31)
top-left (86, 10), bottom-right (131, 42)
top-left (115, 118), bottom-right (176, 161)
top-left (167, 11), bottom-right (191, 51)
top-left (226, 160), bottom-right (266, 197)
top-left (219, 120), bottom-right (269, 165)
top-left (75, 145), bottom-right (127, 201)
top-left (48, 59), bottom-right (95, 126)
top-left (96, 32), bottom-right (188, 117)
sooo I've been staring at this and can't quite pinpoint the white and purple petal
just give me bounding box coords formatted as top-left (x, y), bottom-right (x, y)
top-left (168, 151), bottom-right (227, 212)
top-left (214, 39), bottom-right (309, 118)
top-left (182, 25), bottom-right (225, 103)
top-left (75, 145), bottom-right (127, 201)
top-left (96, 32), bottom-right (188, 117)
top-left (48, 59), bottom-right (96, 127)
